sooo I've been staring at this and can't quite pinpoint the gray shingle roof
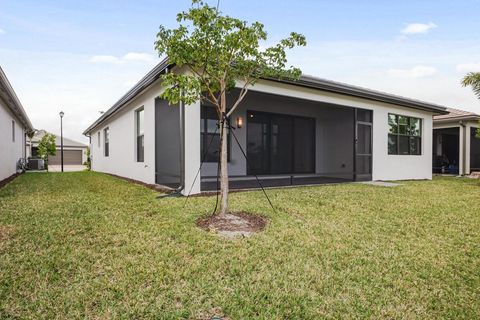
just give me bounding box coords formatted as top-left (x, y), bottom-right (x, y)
top-left (83, 58), bottom-right (449, 135)
top-left (0, 66), bottom-right (34, 131)
top-left (434, 107), bottom-right (480, 122)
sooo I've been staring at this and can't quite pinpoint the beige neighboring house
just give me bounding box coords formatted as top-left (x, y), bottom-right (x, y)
top-left (29, 130), bottom-right (88, 165)
top-left (0, 66), bottom-right (34, 183)
top-left (433, 108), bottom-right (480, 175)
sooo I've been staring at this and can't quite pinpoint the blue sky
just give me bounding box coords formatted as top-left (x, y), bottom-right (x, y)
top-left (1, 0), bottom-right (479, 142)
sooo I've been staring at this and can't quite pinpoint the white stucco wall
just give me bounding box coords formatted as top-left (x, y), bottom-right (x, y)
top-left (89, 82), bottom-right (163, 184)
top-left (0, 100), bottom-right (26, 181)
top-left (87, 77), bottom-right (437, 193)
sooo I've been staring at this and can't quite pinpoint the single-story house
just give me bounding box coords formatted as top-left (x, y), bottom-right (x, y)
top-left (432, 108), bottom-right (480, 175)
top-left (29, 130), bottom-right (88, 165)
top-left (84, 58), bottom-right (448, 195)
top-left (0, 66), bottom-right (33, 184)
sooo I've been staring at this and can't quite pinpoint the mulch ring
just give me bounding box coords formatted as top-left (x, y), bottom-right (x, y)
top-left (197, 212), bottom-right (267, 238)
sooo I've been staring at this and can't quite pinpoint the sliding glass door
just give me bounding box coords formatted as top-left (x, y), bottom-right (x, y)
top-left (247, 110), bottom-right (315, 175)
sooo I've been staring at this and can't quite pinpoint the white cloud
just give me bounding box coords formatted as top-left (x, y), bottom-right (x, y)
top-left (387, 65), bottom-right (437, 78)
top-left (123, 52), bottom-right (155, 63)
top-left (89, 52), bottom-right (156, 65)
top-left (401, 22), bottom-right (437, 35)
top-left (90, 55), bottom-right (123, 64)
top-left (456, 63), bottom-right (480, 73)
top-left (0, 28), bottom-right (5, 35)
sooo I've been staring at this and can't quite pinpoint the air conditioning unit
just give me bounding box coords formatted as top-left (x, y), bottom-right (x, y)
top-left (29, 158), bottom-right (45, 170)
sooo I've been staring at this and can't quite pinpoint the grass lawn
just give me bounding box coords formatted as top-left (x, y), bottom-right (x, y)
top-left (1, 172), bottom-right (479, 319)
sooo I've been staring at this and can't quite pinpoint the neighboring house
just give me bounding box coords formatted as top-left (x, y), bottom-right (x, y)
top-left (84, 58), bottom-right (447, 195)
top-left (0, 66), bottom-right (34, 183)
top-left (433, 108), bottom-right (480, 175)
top-left (29, 130), bottom-right (88, 165)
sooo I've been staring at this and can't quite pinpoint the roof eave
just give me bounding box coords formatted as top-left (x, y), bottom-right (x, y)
top-left (267, 76), bottom-right (448, 115)
top-left (0, 67), bottom-right (34, 131)
top-left (434, 115), bottom-right (480, 123)
top-left (83, 57), bottom-right (171, 135)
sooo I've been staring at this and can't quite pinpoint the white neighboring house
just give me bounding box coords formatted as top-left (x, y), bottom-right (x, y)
top-left (29, 130), bottom-right (88, 165)
top-left (0, 66), bottom-right (34, 183)
top-left (84, 58), bottom-right (448, 195)
top-left (433, 108), bottom-right (480, 175)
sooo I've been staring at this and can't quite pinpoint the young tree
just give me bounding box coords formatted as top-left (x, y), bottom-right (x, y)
top-left (155, 0), bottom-right (306, 216)
top-left (462, 72), bottom-right (480, 138)
top-left (37, 133), bottom-right (57, 171)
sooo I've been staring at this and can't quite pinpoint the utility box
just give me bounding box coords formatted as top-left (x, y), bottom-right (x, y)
top-left (29, 158), bottom-right (45, 170)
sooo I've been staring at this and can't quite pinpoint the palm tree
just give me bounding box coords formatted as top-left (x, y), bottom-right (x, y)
top-left (462, 72), bottom-right (480, 138)
top-left (462, 72), bottom-right (480, 99)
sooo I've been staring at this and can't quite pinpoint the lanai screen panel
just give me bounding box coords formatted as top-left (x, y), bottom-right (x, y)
top-left (155, 98), bottom-right (181, 188)
top-left (471, 128), bottom-right (480, 172)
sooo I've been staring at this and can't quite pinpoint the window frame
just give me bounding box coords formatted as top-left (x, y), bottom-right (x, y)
top-left (103, 127), bottom-right (109, 157)
top-left (135, 107), bottom-right (145, 162)
top-left (388, 113), bottom-right (422, 156)
top-left (200, 105), bottom-right (230, 163)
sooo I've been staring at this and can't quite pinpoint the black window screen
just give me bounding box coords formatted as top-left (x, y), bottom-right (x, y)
top-left (247, 110), bottom-right (315, 175)
top-left (104, 128), bottom-right (109, 157)
top-left (471, 128), bottom-right (480, 171)
top-left (200, 106), bottom-right (230, 162)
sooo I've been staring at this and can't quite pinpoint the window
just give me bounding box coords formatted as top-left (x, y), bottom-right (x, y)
top-left (97, 131), bottom-right (101, 148)
top-left (136, 108), bottom-right (144, 162)
top-left (104, 127), bottom-right (109, 157)
top-left (388, 114), bottom-right (422, 155)
top-left (200, 106), bottom-right (230, 162)
top-left (11, 120), bottom-right (15, 142)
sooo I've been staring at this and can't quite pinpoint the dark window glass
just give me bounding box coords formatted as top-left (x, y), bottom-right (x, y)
top-left (399, 136), bottom-right (410, 155)
top-left (388, 114), bottom-right (422, 155)
top-left (388, 114), bottom-right (398, 134)
top-left (104, 128), bottom-right (109, 157)
top-left (388, 134), bottom-right (397, 154)
top-left (136, 108), bottom-right (144, 162)
top-left (410, 136), bottom-right (421, 155)
top-left (200, 106), bottom-right (229, 162)
top-left (12, 120), bottom-right (15, 142)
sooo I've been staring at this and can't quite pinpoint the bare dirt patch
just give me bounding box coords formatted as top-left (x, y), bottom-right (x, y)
top-left (197, 212), bottom-right (267, 238)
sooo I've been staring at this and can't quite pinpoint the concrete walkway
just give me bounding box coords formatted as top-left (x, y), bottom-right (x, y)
top-left (48, 165), bottom-right (86, 172)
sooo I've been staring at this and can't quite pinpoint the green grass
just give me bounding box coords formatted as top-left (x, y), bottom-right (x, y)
top-left (1, 172), bottom-right (479, 319)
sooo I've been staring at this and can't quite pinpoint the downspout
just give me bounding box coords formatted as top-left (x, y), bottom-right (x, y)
top-left (459, 121), bottom-right (466, 175)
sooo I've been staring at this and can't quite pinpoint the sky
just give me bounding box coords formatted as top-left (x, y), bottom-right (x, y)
top-left (1, 0), bottom-right (480, 143)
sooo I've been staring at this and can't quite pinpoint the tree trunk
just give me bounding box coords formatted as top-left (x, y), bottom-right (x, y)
top-left (218, 87), bottom-right (229, 216)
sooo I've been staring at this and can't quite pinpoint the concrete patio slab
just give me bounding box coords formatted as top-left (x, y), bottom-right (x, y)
top-left (360, 181), bottom-right (401, 187)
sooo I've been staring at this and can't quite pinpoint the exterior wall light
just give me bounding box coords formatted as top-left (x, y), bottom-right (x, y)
top-left (236, 116), bottom-right (244, 128)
